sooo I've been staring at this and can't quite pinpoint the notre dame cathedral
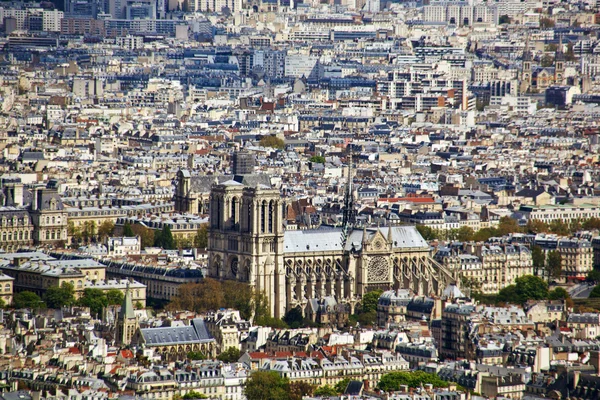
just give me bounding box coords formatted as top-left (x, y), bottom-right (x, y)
top-left (206, 178), bottom-right (457, 319)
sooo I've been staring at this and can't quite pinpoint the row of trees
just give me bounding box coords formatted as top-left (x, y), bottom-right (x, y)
top-left (122, 222), bottom-right (208, 250)
top-left (417, 216), bottom-right (600, 243)
top-left (474, 275), bottom-right (573, 307)
top-left (12, 283), bottom-right (136, 314)
top-left (68, 220), bottom-right (115, 245)
top-left (166, 278), bottom-right (284, 326)
top-left (243, 370), bottom-right (455, 400)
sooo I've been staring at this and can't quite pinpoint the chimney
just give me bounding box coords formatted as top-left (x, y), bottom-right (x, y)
top-left (31, 187), bottom-right (39, 211)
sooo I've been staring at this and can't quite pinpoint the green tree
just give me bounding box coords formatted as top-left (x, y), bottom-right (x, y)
top-left (259, 136), bottom-right (285, 150)
top-left (546, 251), bottom-right (562, 280)
top-left (497, 284), bottom-right (518, 304)
top-left (334, 378), bottom-right (351, 394)
top-left (13, 291), bottom-right (44, 309)
top-left (187, 351), bottom-right (206, 360)
top-left (416, 225), bottom-right (437, 241)
top-left (548, 287), bottom-right (570, 300)
top-left (78, 288), bottom-right (108, 315)
top-left (314, 385), bottom-right (338, 396)
top-left (590, 285), bottom-right (600, 298)
top-left (217, 347), bottom-right (241, 363)
top-left (378, 371), bottom-right (449, 391)
top-left (244, 371), bottom-right (289, 400)
top-left (531, 246), bottom-right (545, 276)
top-left (456, 226), bottom-right (475, 242)
top-left (123, 221), bottom-right (135, 237)
top-left (498, 14), bottom-right (511, 24)
top-left (106, 289), bottom-right (124, 306)
top-left (515, 275), bottom-right (549, 302)
top-left (194, 224), bottom-right (208, 248)
top-left (472, 227), bottom-right (498, 242)
top-left (283, 306), bottom-right (304, 329)
top-left (587, 269), bottom-right (600, 282)
top-left (43, 282), bottom-right (75, 309)
top-left (549, 220), bottom-right (570, 236)
top-left (254, 316), bottom-right (288, 329)
top-left (98, 220), bottom-right (115, 240)
top-left (361, 290), bottom-right (383, 313)
top-left (0, 298), bottom-right (6, 309)
top-left (155, 226), bottom-right (175, 249)
top-left (309, 155), bottom-right (325, 164)
top-left (183, 391), bottom-right (207, 399)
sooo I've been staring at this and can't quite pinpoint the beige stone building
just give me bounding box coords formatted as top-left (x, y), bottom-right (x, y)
top-left (435, 243), bottom-right (533, 294)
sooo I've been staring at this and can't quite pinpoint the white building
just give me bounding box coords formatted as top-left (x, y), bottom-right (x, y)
top-left (107, 236), bottom-right (141, 256)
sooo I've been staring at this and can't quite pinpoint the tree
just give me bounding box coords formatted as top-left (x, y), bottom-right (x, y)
top-left (13, 291), bottom-right (44, 309)
top-left (498, 14), bottom-right (511, 24)
top-left (548, 287), bottom-right (570, 300)
top-left (123, 221), bottom-right (135, 237)
top-left (583, 218), bottom-right (600, 231)
top-left (456, 226), bottom-right (475, 242)
top-left (259, 136), bottom-right (285, 150)
top-left (183, 391), bottom-right (207, 399)
top-left (472, 228), bottom-right (497, 242)
top-left (587, 269), bottom-right (600, 283)
top-left (78, 288), bottom-right (108, 315)
top-left (309, 156), bottom-right (325, 164)
top-left (98, 220), bottom-right (115, 240)
top-left (361, 290), bottom-right (383, 314)
top-left (540, 17), bottom-right (555, 28)
top-left (290, 381), bottom-right (315, 400)
top-left (217, 347), bottom-right (241, 363)
top-left (314, 385), bottom-right (338, 397)
top-left (378, 371), bottom-right (450, 391)
top-left (416, 225), bottom-right (437, 241)
top-left (155, 226), bottom-right (175, 249)
top-left (43, 282), bottom-right (75, 309)
top-left (514, 275), bottom-right (549, 302)
top-left (590, 285), bottom-right (600, 298)
top-left (497, 284), bottom-right (518, 304)
top-left (526, 219), bottom-right (549, 234)
top-left (106, 289), bottom-right (124, 306)
top-left (194, 224), bottom-right (208, 248)
top-left (549, 220), bottom-right (570, 236)
top-left (540, 54), bottom-right (554, 68)
top-left (531, 246), bottom-right (545, 276)
top-left (497, 216), bottom-right (521, 236)
top-left (244, 371), bottom-right (289, 400)
top-left (187, 351), bottom-right (206, 360)
top-left (546, 251), bottom-right (562, 280)
top-left (334, 378), bottom-right (351, 394)
top-left (283, 306), bottom-right (304, 329)
top-left (131, 224), bottom-right (154, 249)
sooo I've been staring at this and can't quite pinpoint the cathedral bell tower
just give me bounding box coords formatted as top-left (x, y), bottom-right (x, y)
top-left (208, 181), bottom-right (286, 318)
top-left (115, 283), bottom-right (138, 346)
top-left (520, 35), bottom-right (533, 94)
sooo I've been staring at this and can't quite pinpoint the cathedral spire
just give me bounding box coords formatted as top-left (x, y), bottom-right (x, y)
top-left (341, 149), bottom-right (356, 249)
